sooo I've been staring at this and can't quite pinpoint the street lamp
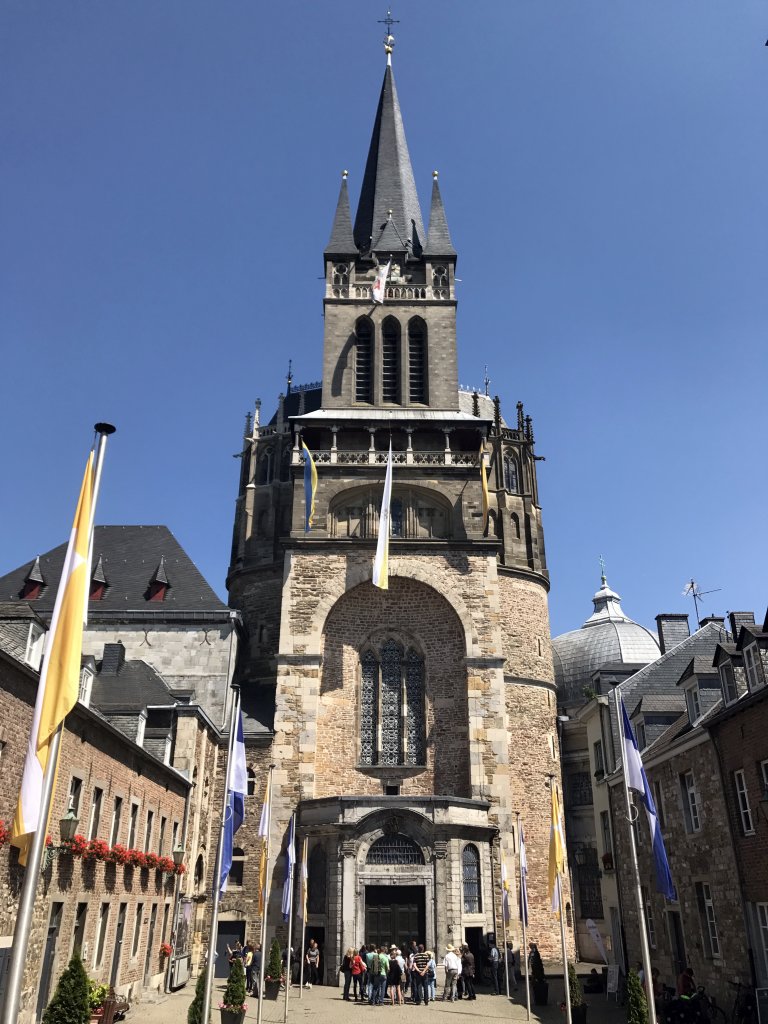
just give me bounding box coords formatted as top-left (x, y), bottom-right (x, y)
top-left (42, 803), bottom-right (80, 869)
top-left (172, 845), bottom-right (185, 868)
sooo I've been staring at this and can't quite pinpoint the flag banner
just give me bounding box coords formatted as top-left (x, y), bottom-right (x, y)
top-left (219, 710), bottom-right (247, 894)
top-left (620, 697), bottom-right (677, 900)
top-left (519, 823), bottom-right (529, 926)
top-left (585, 919), bottom-right (609, 965)
top-left (258, 777), bottom-right (270, 916)
top-left (12, 452), bottom-right (95, 864)
top-left (300, 838), bottom-right (308, 920)
top-left (548, 782), bottom-right (566, 914)
top-left (301, 441), bottom-right (317, 532)
top-left (281, 813), bottom-right (296, 922)
top-left (372, 443), bottom-right (393, 590)
top-left (371, 259), bottom-right (391, 303)
top-left (501, 852), bottom-right (511, 925)
top-left (480, 443), bottom-right (490, 528)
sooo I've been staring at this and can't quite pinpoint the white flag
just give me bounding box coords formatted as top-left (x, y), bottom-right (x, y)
top-left (372, 443), bottom-right (393, 589)
top-left (371, 259), bottom-right (391, 303)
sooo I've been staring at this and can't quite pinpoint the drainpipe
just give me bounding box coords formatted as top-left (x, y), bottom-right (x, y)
top-left (164, 747), bottom-right (195, 993)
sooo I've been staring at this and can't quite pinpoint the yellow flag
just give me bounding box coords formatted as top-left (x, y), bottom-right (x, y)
top-left (548, 781), bottom-right (566, 914)
top-left (257, 777), bottom-right (270, 916)
top-left (12, 453), bottom-right (95, 863)
top-left (480, 443), bottom-right (490, 527)
top-left (372, 443), bottom-right (393, 590)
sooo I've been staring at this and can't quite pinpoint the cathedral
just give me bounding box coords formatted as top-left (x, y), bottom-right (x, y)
top-left (224, 33), bottom-right (573, 973)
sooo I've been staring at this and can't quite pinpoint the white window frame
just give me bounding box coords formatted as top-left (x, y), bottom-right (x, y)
top-left (756, 903), bottom-right (768, 981)
top-left (682, 771), bottom-right (701, 833)
top-left (93, 902), bottom-right (110, 969)
top-left (734, 770), bottom-right (755, 835)
top-left (131, 903), bottom-right (144, 959)
top-left (25, 623), bottom-right (45, 670)
top-left (719, 662), bottom-right (739, 705)
top-left (642, 886), bottom-right (657, 948)
top-left (78, 667), bottom-right (93, 706)
top-left (110, 796), bottom-right (123, 847)
top-left (697, 881), bottom-right (721, 958)
top-left (686, 683), bottom-right (702, 724)
top-left (653, 779), bottom-right (666, 829)
top-left (87, 787), bottom-right (103, 841)
top-left (593, 740), bottom-right (605, 776)
top-left (144, 809), bottom-right (154, 853)
top-left (128, 802), bottom-right (139, 848)
top-left (744, 644), bottom-right (765, 690)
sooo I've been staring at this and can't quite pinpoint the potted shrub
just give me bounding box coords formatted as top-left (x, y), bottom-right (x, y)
top-left (219, 958), bottom-right (247, 1024)
top-left (530, 945), bottom-right (548, 1006)
top-left (264, 938), bottom-right (283, 999)
top-left (568, 964), bottom-right (587, 1024)
top-left (187, 969), bottom-right (207, 1024)
top-left (627, 969), bottom-right (649, 1024)
top-left (42, 953), bottom-right (90, 1024)
top-left (86, 980), bottom-right (109, 1022)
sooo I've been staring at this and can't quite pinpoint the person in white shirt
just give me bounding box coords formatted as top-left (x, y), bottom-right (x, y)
top-left (442, 945), bottom-right (461, 1002)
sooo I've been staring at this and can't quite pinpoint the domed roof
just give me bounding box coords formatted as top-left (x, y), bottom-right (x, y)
top-left (552, 575), bottom-right (661, 705)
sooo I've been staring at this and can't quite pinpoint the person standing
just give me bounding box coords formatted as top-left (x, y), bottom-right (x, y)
top-left (461, 944), bottom-right (476, 1001)
top-left (426, 951), bottom-right (437, 1002)
top-left (412, 944), bottom-right (431, 1006)
top-left (489, 940), bottom-right (501, 994)
top-left (251, 944), bottom-right (262, 999)
top-left (505, 944), bottom-right (519, 992)
top-left (387, 949), bottom-right (403, 1005)
top-left (351, 948), bottom-right (366, 1001)
top-left (305, 939), bottom-right (320, 987)
top-left (341, 948), bottom-right (355, 1001)
top-left (442, 945), bottom-right (460, 1002)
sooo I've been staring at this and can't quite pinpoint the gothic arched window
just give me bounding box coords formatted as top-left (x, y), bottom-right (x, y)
top-left (382, 317), bottom-right (401, 404)
top-left (308, 845), bottom-right (327, 915)
top-left (462, 844), bottom-right (482, 913)
top-left (255, 447), bottom-right (274, 486)
top-left (247, 768), bottom-right (256, 797)
top-left (408, 318), bottom-right (427, 404)
top-left (359, 641), bottom-right (426, 767)
top-left (503, 452), bottom-right (519, 493)
top-left (355, 318), bottom-right (373, 403)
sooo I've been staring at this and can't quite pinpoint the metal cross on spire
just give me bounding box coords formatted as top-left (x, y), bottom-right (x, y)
top-left (599, 554), bottom-right (607, 584)
top-left (379, 8), bottom-right (399, 61)
top-left (378, 8), bottom-right (399, 34)
top-left (483, 365), bottom-right (491, 397)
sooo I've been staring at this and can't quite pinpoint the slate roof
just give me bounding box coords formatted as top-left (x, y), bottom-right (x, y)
top-left (688, 655), bottom-right (719, 676)
top-left (90, 650), bottom-right (189, 712)
top-left (0, 526), bottom-right (227, 615)
top-left (425, 175), bottom-right (456, 256)
top-left (629, 694), bottom-right (686, 718)
top-left (325, 174), bottom-right (357, 255)
top-left (353, 64), bottom-right (425, 255)
top-left (644, 695), bottom-right (724, 760)
top-left (0, 602), bottom-right (46, 664)
top-left (267, 386), bottom-right (323, 426)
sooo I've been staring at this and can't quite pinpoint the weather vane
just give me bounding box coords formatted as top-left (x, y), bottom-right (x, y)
top-left (378, 8), bottom-right (399, 58)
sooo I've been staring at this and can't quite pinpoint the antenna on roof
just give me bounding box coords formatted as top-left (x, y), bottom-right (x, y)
top-left (682, 578), bottom-right (722, 627)
top-left (483, 365), bottom-right (491, 397)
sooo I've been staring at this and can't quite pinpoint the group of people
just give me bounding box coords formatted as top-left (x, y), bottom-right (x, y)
top-left (225, 940), bottom-right (262, 996)
top-left (339, 940), bottom-right (490, 1005)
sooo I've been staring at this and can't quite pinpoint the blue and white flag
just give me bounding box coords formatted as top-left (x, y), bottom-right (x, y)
top-left (281, 813), bottom-right (296, 921)
top-left (519, 823), bottom-right (529, 926)
top-left (220, 709), bottom-right (247, 895)
top-left (620, 697), bottom-right (677, 900)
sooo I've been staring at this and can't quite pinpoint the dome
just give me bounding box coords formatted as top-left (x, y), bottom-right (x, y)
top-left (552, 575), bottom-right (661, 706)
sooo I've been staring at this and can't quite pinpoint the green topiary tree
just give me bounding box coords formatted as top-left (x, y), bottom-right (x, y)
top-left (530, 946), bottom-right (545, 984)
top-left (42, 953), bottom-right (90, 1024)
top-left (568, 964), bottom-right (584, 1008)
top-left (267, 938), bottom-right (282, 981)
top-left (222, 959), bottom-right (247, 1011)
top-left (627, 969), bottom-right (649, 1024)
top-left (187, 969), bottom-right (207, 1024)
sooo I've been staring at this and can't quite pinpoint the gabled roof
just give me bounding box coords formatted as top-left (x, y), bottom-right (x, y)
top-left (24, 557), bottom-right (45, 585)
top-left (353, 64), bottom-right (425, 256)
top-left (629, 694), bottom-right (686, 718)
top-left (91, 652), bottom-right (189, 713)
top-left (677, 655), bottom-right (719, 685)
top-left (0, 526), bottom-right (226, 614)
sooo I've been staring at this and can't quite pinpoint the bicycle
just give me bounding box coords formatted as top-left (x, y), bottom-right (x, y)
top-left (727, 980), bottom-right (756, 1024)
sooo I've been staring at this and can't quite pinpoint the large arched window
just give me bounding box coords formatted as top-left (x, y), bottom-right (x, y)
top-left (462, 844), bottom-right (481, 913)
top-left (360, 639), bottom-right (426, 767)
top-left (408, 318), bottom-right (427, 404)
top-left (308, 845), bottom-right (327, 915)
top-left (355, 318), bottom-right (373, 403)
top-left (503, 452), bottom-right (519, 493)
top-left (366, 835), bottom-right (425, 865)
top-left (382, 317), bottom-right (400, 404)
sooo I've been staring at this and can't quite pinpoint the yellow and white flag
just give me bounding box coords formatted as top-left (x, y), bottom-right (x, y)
top-left (257, 777), bottom-right (270, 916)
top-left (372, 443), bottom-right (393, 589)
top-left (12, 452), bottom-right (95, 864)
top-left (548, 781), bottom-right (566, 914)
top-left (480, 442), bottom-right (490, 527)
top-left (300, 837), bottom-right (308, 920)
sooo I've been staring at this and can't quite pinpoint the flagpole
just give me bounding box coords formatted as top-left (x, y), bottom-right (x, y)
top-left (557, 872), bottom-right (573, 1024)
top-left (1, 423), bottom-right (115, 1024)
top-left (299, 837), bottom-right (308, 999)
top-left (201, 685), bottom-right (241, 1024)
top-left (516, 812), bottom-right (531, 1021)
top-left (500, 852), bottom-right (510, 1001)
top-left (256, 764), bottom-right (275, 1024)
top-left (283, 814), bottom-right (296, 1023)
top-left (613, 689), bottom-right (658, 1024)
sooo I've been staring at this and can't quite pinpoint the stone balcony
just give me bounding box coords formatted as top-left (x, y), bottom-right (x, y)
top-left (291, 447), bottom-right (478, 467)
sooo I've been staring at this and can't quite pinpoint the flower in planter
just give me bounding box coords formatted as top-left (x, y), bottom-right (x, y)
top-left (107, 843), bottom-right (130, 865)
top-left (157, 856), bottom-right (176, 874)
top-left (173, 861), bottom-right (186, 875)
top-left (159, 942), bottom-right (173, 958)
top-left (84, 838), bottom-right (110, 862)
top-left (127, 849), bottom-right (149, 869)
top-left (66, 834), bottom-right (88, 858)
top-left (144, 852), bottom-right (160, 870)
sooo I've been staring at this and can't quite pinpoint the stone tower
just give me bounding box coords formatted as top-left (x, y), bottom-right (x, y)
top-left (226, 35), bottom-right (572, 971)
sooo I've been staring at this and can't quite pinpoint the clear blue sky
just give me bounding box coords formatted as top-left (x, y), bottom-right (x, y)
top-left (1, 1), bottom-right (766, 638)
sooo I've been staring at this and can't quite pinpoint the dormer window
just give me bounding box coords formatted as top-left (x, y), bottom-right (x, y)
top-left (90, 554), bottom-right (108, 601)
top-left (147, 557), bottom-right (170, 602)
top-left (634, 718), bottom-right (647, 750)
top-left (19, 556), bottom-right (45, 601)
top-left (78, 667), bottom-right (94, 706)
top-left (744, 644), bottom-right (765, 690)
top-left (719, 662), bottom-right (739, 705)
top-left (686, 683), bottom-right (702, 724)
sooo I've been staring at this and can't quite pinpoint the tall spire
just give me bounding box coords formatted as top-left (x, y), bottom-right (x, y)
top-left (425, 171), bottom-right (456, 256)
top-left (353, 62), bottom-right (425, 256)
top-left (325, 170), bottom-right (356, 255)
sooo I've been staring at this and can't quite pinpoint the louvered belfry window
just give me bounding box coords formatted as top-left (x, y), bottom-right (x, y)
top-left (359, 641), bottom-right (425, 767)
top-left (408, 318), bottom-right (426, 403)
top-left (382, 317), bottom-right (400, 403)
top-left (355, 318), bottom-right (373, 403)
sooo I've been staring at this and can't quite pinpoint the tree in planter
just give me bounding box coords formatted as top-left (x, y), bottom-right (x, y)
top-left (568, 964), bottom-right (584, 1007)
top-left (266, 939), bottom-right (283, 983)
top-left (221, 959), bottom-right (247, 1012)
top-left (530, 946), bottom-right (545, 985)
top-left (42, 953), bottom-right (90, 1024)
top-left (187, 969), bottom-right (207, 1024)
top-left (627, 970), bottom-right (649, 1024)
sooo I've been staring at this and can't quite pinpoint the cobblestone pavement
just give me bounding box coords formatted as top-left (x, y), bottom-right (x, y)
top-left (133, 971), bottom-right (626, 1024)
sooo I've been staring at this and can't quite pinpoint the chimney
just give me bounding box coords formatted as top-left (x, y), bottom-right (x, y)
top-left (700, 616), bottom-right (725, 629)
top-left (655, 614), bottom-right (690, 654)
top-left (101, 642), bottom-right (126, 675)
top-left (728, 611), bottom-right (755, 643)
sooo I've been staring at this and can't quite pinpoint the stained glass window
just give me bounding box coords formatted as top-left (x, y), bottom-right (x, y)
top-left (360, 650), bottom-right (379, 766)
top-left (405, 650), bottom-right (425, 765)
top-left (359, 642), bottom-right (425, 767)
top-left (380, 640), bottom-right (403, 766)
top-left (462, 844), bottom-right (481, 913)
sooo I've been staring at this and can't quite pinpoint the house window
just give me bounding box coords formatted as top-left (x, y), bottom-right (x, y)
top-left (757, 904), bottom-right (768, 981)
top-left (686, 685), bottom-right (702, 724)
top-left (462, 844), bottom-right (482, 914)
top-left (503, 454), bottom-right (519, 494)
top-left (680, 772), bottom-right (701, 833)
top-left (432, 265), bottom-right (448, 297)
top-left (25, 624), bottom-right (45, 670)
top-left (600, 811), bottom-right (612, 859)
top-left (78, 668), bottom-right (93, 705)
top-left (88, 788), bottom-right (103, 841)
top-left (734, 770), bottom-right (755, 835)
top-left (68, 776), bottom-right (83, 817)
top-left (230, 847), bottom-right (245, 887)
top-left (382, 317), bottom-right (400, 404)
top-left (761, 760), bottom-right (768, 800)
top-left (159, 817), bottom-right (167, 855)
top-left (744, 645), bottom-right (765, 690)
top-left (719, 662), bottom-right (739, 705)
top-left (110, 797), bottom-right (123, 846)
top-left (355, 318), bottom-right (373, 403)
top-left (94, 903), bottom-right (110, 968)
top-left (128, 803), bottom-right (139, 848)
top-left (132, 904), bottom-right (144, 958)
top-left (569, 771), bottom-right (593, 806)
top-left (307, 845), bottom-right (327, 915)
top-left (642, 887), bottom-right (657, 948)
top-left (593, 741), bottom-right (605, 778)
top-left (359, 640), bottom-right (426, 767)
top-left (72, 902), bottom-right (88, 959)
top-left (144, 810), bottom-right (154, 853)
top-left (696, 882), bottom-right (721, 958)
top-left (366, 835), bottom-right (424, 865)
top-left (171, 821), bottom-right (179, 852)
top-left (653, 779), bottom-right (666, 829)
top-left (247, 768), bottom-right (256, 797)
top-left (577, 846), bottom-right (604, 920)
top-left (408, 318), bottom-right (426, 403)
top-left (636, 719), bottom-right (647, 750)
